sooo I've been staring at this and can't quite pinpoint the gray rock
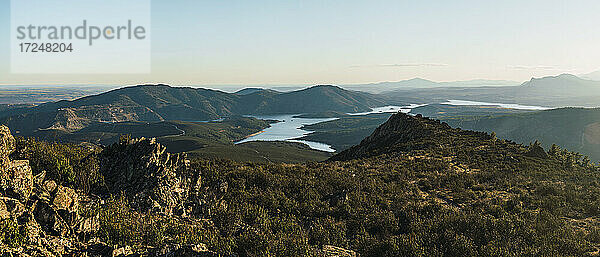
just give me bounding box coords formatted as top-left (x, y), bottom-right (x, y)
top-left (0, 160), bottom-right (34, 201)
top-left (33, 200), bottom-right (70, 237)
top-left (0, 196), bottom-right (25, 219)
top-left (99, 137), bottom-right (201, 216)
top-left (0, 125), bottom-right (16, 159)
top-left (52, 185), bottom-right (78, 212)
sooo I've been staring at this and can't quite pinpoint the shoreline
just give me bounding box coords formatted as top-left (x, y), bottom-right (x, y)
top-left (243, 130), bottom-right (265, 139)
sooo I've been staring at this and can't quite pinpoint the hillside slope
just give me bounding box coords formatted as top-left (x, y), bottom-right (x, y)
top-left (447, 107), bottom-right (600, 162)
top-left (4, 111), bottom-right (600, 256)
top-left (252, 85), bottom-right (386, 114)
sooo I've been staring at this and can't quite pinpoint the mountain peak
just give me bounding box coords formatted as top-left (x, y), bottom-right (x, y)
top-left (581, 70), bottom-right (600, 80)
top-left (407, 77), bottom-right (434, 83)
top-left (330, 112), bottom-right (482, 161)
top-left (521, 74), bottom-right (597, 89)
top-left (557, 73), bottom-right (579, 79)
top-left (234, 87), bottom-right (278, 95)
top-left (309, 84), bottom-right (343, 90)
top-left (527, 73), bottom-right (581, 83)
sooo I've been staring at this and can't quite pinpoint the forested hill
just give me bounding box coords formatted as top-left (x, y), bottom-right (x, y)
top-left (0, 84), bottom-right (387, 134)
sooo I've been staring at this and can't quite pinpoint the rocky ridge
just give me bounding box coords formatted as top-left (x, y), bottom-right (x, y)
top-left (0, 126), bottom-right (213, 256)
top-left (330, 113), bottom-right (465, 161)
top-left (99, 135), bottom-right (202, 216)
top-left (0, 125), bottom-right (92, 255)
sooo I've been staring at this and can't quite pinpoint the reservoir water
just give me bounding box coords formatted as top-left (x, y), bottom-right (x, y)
top-left (346, 104), bottom-right (428, 116)
top-left (237, 105), bottom-right (426, 152)
top-left (236, 101), bottom-right (550, 153)
top-left (235, 115), bottom-right (339, 152)
top-left (441, 100), bottom-right (552, 110)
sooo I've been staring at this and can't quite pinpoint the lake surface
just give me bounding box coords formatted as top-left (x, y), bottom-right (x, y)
top-left (441, 100), bottom-right (552, 110)
top-left (237, 105), bottom-right (427, 152)
top-left (235, 115), bottom-right (339, 152)
top-left (346, 104), bottom-right (428, 116)
top-left (236, 101), bottom-right (549, 153)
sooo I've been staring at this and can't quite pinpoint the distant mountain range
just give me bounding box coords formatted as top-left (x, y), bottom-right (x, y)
top-left (518, 74), bottom-right (600, 95)
top-left (342, 78), bottom-right (519, 93)
top-left (0, 84), bottom-right (389, 135)
top-left (580, 70), bottom-right (600, 81)
top-left (386, 74), bottom-right (600, 107)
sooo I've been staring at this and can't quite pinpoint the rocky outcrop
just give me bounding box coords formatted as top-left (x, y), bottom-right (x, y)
top-left (0, 126), bottom-right (215, 255)
top-left (526, 141), bottom-right (549, 159)
top-left (99, 136), bottom-right (201, 216)
top-left (0, 125), bottom-right (33, 201)
top-left (0, 126), bottom-right (15, 159)
top-left (0, 125), bottom-right (98, 256)
top-left (330, 113), bottom-right (456, 161)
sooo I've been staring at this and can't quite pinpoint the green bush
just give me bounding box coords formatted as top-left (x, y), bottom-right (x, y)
top-left (11, 137), bottom-right (102, 193)
top-left (0, 218), bottom-right (26, 248)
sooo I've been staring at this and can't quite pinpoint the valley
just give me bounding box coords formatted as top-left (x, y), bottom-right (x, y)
top-left (4, 2), bottom-right (600, 256)
top-left (3, 110), bottom-right (599, 255)
top-left (3, 74), bottom-right (600, 256)
top-left (3, 74), bottom-right (600, 164)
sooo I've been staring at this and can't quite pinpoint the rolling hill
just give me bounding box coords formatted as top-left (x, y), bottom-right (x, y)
top-left (251, 85), bottom-right (386, 114)
top-left (0, 84), bottom-right (389, 135)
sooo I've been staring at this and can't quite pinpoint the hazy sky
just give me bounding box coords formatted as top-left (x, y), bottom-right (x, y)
top-left (1, 0), bottom-right (600, 85)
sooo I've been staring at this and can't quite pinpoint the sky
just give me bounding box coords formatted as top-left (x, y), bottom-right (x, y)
top-left (1, 0), bottom-right (600, 86)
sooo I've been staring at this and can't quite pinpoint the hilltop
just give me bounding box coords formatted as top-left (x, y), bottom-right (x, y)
top-left (234, 88), bottom-right (279, 95)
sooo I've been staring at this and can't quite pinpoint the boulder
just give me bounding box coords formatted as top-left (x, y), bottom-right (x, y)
top-left (0, 197), bottom-right (25, 219)
top-left (0, 125), bottom-right (15, 159)
top-left (112, 246), bottom-right (133, 257)
top-left (0, 160), bottom-right (33, 201)
top-left (33, 200), bottom-right (70, 237)
top-left (53, 185), bottom-right (78, 212)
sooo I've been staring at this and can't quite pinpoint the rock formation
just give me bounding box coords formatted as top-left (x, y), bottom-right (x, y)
top-left (0, 125), bottom-right (94, 255)
top-left (0, 126), bottom-right (212, 256)
top-left (330, 113), bottom-right (455, 161)
top-left (99, 135), bottom-right (202, 216)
